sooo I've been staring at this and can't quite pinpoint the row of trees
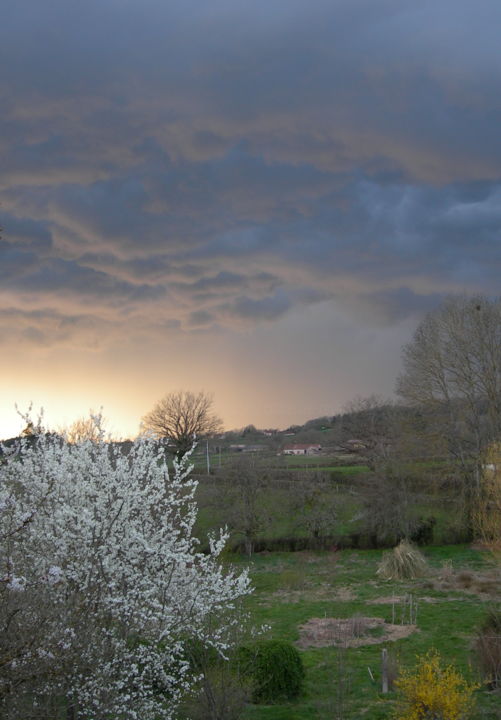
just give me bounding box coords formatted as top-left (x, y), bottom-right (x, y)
top-left (341, 295), bottom-right (501, 545)
top-left (399, 295), bottom-right (501, 542)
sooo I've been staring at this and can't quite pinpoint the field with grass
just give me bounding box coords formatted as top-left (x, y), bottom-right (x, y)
top-left (193, 459), bottom-right (468, 552)
top-left (227, 545), bottom-right (501, 719)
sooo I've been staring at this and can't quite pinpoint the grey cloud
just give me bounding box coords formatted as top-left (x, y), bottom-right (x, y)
top-left (0, 306), bottom-right (116, 348)
top-left (4, 214), bottom-right (53, 251)
top-left (188, 310), bottom-right (215, 326)
top-left (226, 291), bottom-right (291, 322)
top-left (357, 287), bottom-right (445, 326)
top-left (1, 0), bottom-right (501, 346)
top-left (173, 271), bottom-right (279, 299)
top-left (0, 243), bottom-right (165, 305)
top-left (2, 0), bottom-right (501, 190)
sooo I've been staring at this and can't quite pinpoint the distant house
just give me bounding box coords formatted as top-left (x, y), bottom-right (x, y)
top-left (242, 444), bottom-right (266, 453)
top-left (282, 443), bottom-right (322, 456)
top-left (341, 439), bottom-right (367, 452)
top-left (228, 443), bottom-right (266, 453)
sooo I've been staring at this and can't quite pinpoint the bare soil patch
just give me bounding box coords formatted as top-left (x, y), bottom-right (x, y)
top-left (271, 583), bottom-right (355, 604)
top-left (297, 616), bottom-right (416, 649)
top-left (368, 595), bottom-right (440, 605)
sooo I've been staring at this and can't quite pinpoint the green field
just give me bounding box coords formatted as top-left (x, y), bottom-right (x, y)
top-left (193, 461), bottom-right (467, 551)
top-left (224, 545), bottom-right (501, 719)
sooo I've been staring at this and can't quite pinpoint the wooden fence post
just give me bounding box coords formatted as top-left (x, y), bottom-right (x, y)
top-left (382, 647), bottom-right (388, 694)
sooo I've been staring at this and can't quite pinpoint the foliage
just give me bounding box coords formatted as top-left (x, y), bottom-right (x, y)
top-left (474, 607), bottom-right (501, 689)
top-left (0, 415), bottom-right (250, 719)
top-left (377, 540), bottom-right (428, 580)
top-left (394, 650), bottom-right (478, 720)
top-left (238, 639), bottom-right (305, 703)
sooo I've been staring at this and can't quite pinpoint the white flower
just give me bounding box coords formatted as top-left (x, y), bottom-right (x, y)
top-left (0, 414), bottom-right (251, 719)
top-left (46, 565), bottom-right (63, 585)
top-left (6, 574), bottom-right (26, 592)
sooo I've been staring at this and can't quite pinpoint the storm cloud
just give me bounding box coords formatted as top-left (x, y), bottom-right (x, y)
top-left (1, 0), bottom-right (501, 435)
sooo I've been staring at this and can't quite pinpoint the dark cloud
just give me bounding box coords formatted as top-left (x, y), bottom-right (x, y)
top-left (188, 310), bottom-right (215, 327)
top-left (0, 238), bottom-right (165, 305)
top-left (227, 291), bottom-right (291, 322)
top-left (0, 306), bottom-right (115, 348)
top-left (3, 214), bottom-right (53, 251)
top-left (1, 0), bottom-right (501, 348)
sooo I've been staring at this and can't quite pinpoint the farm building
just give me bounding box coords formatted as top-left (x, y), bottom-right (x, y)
top-left (282, 443), bottom-right (322, 455)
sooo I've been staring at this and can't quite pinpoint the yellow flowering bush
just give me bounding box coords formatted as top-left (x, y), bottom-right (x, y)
top-left (394, 650), bottom-right (478, 720)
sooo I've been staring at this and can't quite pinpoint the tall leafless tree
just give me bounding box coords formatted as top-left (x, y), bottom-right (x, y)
top-left (214, 455), bottom-right (270, 557)
top-left (142, 391), bottom-right (223, 458)
top-left (397, 294), bottom-right (501, 528)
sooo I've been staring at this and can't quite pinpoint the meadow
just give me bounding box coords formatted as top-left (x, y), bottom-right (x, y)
top-left (193, 454), bottom-right (468, 552)
top-left (229, 545), bottom-right (501, 719)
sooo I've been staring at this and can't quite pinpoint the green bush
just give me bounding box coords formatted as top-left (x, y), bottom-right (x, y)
top-left (238, 639), bottom-right (305, 703)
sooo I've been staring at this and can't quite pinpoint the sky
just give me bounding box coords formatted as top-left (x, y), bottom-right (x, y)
top-left (2, 0), bottom-right (501, 439)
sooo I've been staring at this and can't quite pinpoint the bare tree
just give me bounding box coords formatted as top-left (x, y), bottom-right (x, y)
top-left (142, 391), bottom-right (223, 458)
top-left (397, 294), bottom-right (501, 528)
top-left (214, 455), bottom-right (270, 557)
top-left (289, 472), bottom-right (338, 541)
top-left (341, 395), bottom-right (403, 471)
top-left (61, 410), bottom-right (107, 444)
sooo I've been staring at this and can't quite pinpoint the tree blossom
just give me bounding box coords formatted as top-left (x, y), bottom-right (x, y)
top-left (0, 419), bottom-right (250, 719)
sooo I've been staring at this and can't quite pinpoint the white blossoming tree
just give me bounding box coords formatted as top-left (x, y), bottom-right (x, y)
top-left (0, 416), bottom-right (250, 719)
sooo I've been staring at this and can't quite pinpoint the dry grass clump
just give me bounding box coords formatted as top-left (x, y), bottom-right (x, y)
top-left (377, 540), bottom-right (428, 581)
top-left (428, 568), bottom-right (501, 596)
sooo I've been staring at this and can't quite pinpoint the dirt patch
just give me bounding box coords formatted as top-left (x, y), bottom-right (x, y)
top-left (270, 584), bottom-right (355, 604)
top-left (368, 595), bottom-right (405, 605)
top-left (335, 585), bottom-right (356, 602)
top-left (297, 616), bottom-right (416, 649)
top-left (368, 595), bottom-right (439, 605)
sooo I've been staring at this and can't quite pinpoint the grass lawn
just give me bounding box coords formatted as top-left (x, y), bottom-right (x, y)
top-left (227, 545), bottom-right (501, 719)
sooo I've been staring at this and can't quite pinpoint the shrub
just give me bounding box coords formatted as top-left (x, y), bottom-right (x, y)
top-left (394, 650), bottom-right (478, 720)
top-left (0, 415), bottom-right (250, 720)
top-left (238, 640), bottom-right (305, 703)
top-left (377, 540), bottom-right (428, 580)
top-left (474, 608), bottom-right (501, 689)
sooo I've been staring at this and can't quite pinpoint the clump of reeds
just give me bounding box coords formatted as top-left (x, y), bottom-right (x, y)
top-left (377, 540), bottom-right (428, 581)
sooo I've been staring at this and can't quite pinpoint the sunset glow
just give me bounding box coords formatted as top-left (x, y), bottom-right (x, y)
top-left (2, 1), bottom-right (501, 439)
